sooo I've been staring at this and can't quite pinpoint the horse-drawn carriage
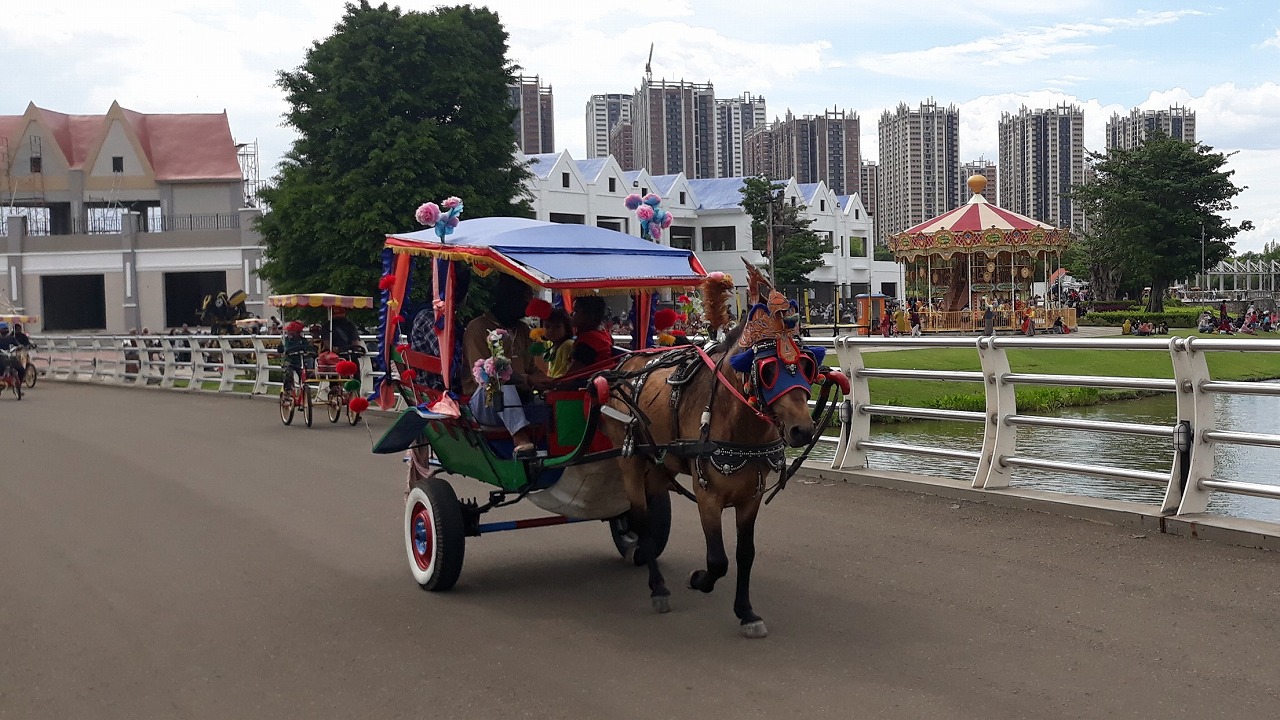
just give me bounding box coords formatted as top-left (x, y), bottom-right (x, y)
top-left (268, 293), bottom-right (373, 426)
top-left (372, 203), bottom-right (847, 637)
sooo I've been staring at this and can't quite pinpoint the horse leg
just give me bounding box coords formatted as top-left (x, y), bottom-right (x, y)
top-left (733, 496), bottom-right (768, 638)
top-left (622, 460), bottom-right (671, 613)
top-left (688, 492), bottom-right (728, 594)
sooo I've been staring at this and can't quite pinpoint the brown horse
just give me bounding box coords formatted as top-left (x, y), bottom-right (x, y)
top-left (598, 268), bottom-right (826, 638)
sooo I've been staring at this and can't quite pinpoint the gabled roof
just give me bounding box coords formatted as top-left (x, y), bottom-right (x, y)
top-left (574, 157), bottom-right (609, 182)
top-left (797, 182), bottom-right (823, 204)
top-left (685, 177), bottom-right (748, 210)
top-left (836, 194), bottom-right (852, 208)
top-left (0, 102), bottom-right (241, 181)
top-left (525, 152), bottom-right (561, 180)
top-left (649, 174), bottom-right (681, 198)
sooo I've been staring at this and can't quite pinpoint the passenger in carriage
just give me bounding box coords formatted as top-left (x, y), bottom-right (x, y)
top-left (463, 273), bottom-right (550, 457)
top-left (567, 296), bottom-right (616, 374)
top-left (539, 308), bottom-right (575, 379)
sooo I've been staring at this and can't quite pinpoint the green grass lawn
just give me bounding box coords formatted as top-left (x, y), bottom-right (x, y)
top-left (853, 332), bottom-right (1280, 416)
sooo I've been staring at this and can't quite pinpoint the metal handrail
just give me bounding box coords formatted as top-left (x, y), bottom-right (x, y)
top-left (1001, 373), bottom-right (1177, 392)
top-left (856, 368), bottom-right (984, 383)
top-left (861, 404), bottom-right (985, 423)
top-left (1005, 415), bottom-right (1173, 437)
top-left (856, 441), bottom-right (982, 462)
top-left (999, 456), bottom-right (1170, 486)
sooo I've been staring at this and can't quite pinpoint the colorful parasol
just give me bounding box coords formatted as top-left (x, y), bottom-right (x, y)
top-left (267, 294), bottom-right (375, 309)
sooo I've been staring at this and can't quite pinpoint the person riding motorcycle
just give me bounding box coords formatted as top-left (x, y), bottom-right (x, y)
top-left (0, 322), bottom-right (26, 385)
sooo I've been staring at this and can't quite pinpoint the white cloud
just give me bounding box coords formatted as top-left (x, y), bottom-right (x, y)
top-left (856, 10), bottom-right (1201, 79)
top-left (1261, 28), bottom-right (1280, 50)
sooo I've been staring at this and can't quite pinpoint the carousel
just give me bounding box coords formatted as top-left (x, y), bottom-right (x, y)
top-left (889, 175), bottom-right (1075, 332)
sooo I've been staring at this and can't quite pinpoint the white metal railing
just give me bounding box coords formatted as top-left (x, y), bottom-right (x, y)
top-left (829, 334), bottom-right (1280, 518)
top-left (28, 333), bottom-right (388, 401)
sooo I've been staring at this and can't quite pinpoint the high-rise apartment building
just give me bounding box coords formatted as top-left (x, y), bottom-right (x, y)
top-left (876, 100), bottom-right (961, 243)
top-left (633, 78), bottom-right (717, 178)
top-left (585, 93), bottom-right (633, 159)
top-left (998, 104), bottom-right (1086, 231)
top-left (859, 160), bottom-right (879, 220)
top-left (961, 158), bottom-right (998, 200)
top-left (752, 109), bottom-right (861, 196)
top-left (509, 75), bottom-right (554, 154)
top-left (608, 121), bottom-right (636, 172)
top-left (1105, 105), bottom-right (1196, 150)
top-left (714, 93), bottom-right (767, 178)
top-left (742, 124), bottom-right (773, 180)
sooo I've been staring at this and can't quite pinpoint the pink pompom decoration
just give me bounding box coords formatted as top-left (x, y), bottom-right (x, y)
top-left (446, 215), bottom-right (460, 228)
top-left (624, 194), bottom-right (643, 210)
top-left (636, 205), bottom-right (654, 221)
top-left (708, 271), bottom-right (726, 281)
top-left (650, 224), bottom-right (663, 240)
top-left (643, 193), bottom-right (661, 206)
top-left (661, 213), bottom-right (673, 228)
top-left (416, 202), bottom-right (441, 226)
top-left (442, 196), bottom-right (462, 209)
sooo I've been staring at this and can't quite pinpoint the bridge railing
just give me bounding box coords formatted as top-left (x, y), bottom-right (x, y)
top-left (830, 335), bottom-right (1280, 519)
top-left (28, 333), bottom-right (389, 400)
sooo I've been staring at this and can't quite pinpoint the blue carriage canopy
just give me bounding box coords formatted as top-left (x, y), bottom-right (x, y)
top-left (376, 217), bottom-right (709, 401)
top-left (383, 216), bottom-right (708, 291)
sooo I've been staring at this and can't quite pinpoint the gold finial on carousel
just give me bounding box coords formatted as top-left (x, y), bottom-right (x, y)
top-left (967, 174), bottom-right (988, 197)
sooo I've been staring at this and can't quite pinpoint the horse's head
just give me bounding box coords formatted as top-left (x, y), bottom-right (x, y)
top-left (736, 337), bottom-right (818, 447)
top-left (726, 288), bottom-right (823, 448)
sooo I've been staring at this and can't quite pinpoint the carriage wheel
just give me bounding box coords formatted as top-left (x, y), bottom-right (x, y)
top-left (609, 490), bottom-right (671, 566)
top-left (11, 373), bottom-right (22, 401)
top-left (279, 386), bottom-right (295, 425)
top-left (302, 384), bottom-right (314, 427)
top-left (24, 363), bottom-right (36, 389)
top-left (326, 385), bottom-right (342, 423)
top-left (405, 475), bottom-right (466, 591)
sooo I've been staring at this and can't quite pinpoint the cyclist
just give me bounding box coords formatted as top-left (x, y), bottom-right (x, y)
top-left (0, 322), bottom-right (24, 385)
top-left (279, 320), bottom-right (315, 394)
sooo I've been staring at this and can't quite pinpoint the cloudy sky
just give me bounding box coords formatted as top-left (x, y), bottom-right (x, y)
top-left (4, 1), bottom-right (1278, 249)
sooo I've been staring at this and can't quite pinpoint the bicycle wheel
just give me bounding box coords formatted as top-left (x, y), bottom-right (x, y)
top-left (279, 374), bottom-right (297, 426)
top-left (346, 390), bottom-right (362, 426)
top-left (24, 363), bottom-right (37, 389)
top-left (327, 384), bottom-right (342, 423)
top-left (302, 380), bottom-right (314, 427)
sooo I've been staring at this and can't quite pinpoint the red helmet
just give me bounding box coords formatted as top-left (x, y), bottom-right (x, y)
top-left (284, 321), bottom-right (304, 334)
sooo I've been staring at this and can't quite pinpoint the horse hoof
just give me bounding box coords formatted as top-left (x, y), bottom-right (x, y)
top-left (741, 620), bottom-right (769, 639)
top-left (688, 570), bottom-right (703, 590)
top-left (652, 595), bottom-right (672, 614)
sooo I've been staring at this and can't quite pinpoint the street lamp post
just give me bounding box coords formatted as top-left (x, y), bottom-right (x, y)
top-left (1201, 223), bottom-right (1206, 290)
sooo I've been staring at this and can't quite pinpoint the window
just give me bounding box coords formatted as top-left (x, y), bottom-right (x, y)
top-left (111, 156), bottom-right (124, 173)
top-left (669, 226), bottom-right (694, 250)
top-left (679, 191), bottom-right (686, 204)
top-left (854, 209), bottom-right (860, 219)
top-left (561, 172), bottom-right (570, 188)
top-left (29, 156), bottom-right (42, 173)
top-left (820, 200), bottom-right (826, 211)
top-left (701, 226), bottom-right (735, 252)
top-left (608, 177), bottom-right (617, 192)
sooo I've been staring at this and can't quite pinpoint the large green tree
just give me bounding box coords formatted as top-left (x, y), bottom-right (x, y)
top-left (257, 2), bottom-right (531, 298)
top-left (738, 177), bottom-right (831, 288)
top-left (1071, 133), bottom-right (1251, 311)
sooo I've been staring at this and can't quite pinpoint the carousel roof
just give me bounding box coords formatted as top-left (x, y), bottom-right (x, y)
top-left (889, 176), bottom-right (1072, 261)
top-left (903, 193), bottom-right (1056, 234)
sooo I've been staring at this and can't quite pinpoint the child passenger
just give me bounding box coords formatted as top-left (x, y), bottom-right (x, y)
top-left (569, 296), bottom-right (615, 373)
top-left (541, 309), bottom-right (575, 379)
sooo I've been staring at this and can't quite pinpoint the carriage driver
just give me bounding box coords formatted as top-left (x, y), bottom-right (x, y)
top-left (0, 322), bottom-right (25, 384)
top-left (462, 273), bottom-right (550, 458)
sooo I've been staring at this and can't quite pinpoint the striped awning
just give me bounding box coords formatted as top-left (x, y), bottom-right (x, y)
top-left (267, 294), bottom-right (375, 309)
top-left (0, 314), bottom-right (38, 324)
top-left (889, 193), bottom-right (1072, 261)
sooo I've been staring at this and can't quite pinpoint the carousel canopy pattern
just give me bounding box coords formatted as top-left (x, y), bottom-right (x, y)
top-left (0, 314), bottom-right (38, 324)
top-left (889, 192), bottom-right (1071, 262)
top-left (268, 294), bottom-right (375, 309)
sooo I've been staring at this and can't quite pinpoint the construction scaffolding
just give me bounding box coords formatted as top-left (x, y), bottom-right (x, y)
top-left (236, 139), bottom-right (261, 209)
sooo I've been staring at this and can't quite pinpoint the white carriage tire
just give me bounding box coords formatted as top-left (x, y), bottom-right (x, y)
top-left (404, 476), bottom-right (466, 591)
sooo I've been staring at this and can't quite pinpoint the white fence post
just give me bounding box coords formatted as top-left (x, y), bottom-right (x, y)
top-left (1171, 337), bottom-right (1218, 515)
top-left (831, 336), bottom-right (870, 470)
top-left (976, 337), bottom-right (1017, 489)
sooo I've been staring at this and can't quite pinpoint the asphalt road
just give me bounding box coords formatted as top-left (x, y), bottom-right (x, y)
top-left (3, 383), bottom-right (1279, 719)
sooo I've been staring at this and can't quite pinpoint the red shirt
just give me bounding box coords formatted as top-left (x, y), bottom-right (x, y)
top-left (572, 328), bottom-right (614, 366)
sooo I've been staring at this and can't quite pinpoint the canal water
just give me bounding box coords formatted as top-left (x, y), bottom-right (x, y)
top-left (807, 390), bottom-right (1280, 523)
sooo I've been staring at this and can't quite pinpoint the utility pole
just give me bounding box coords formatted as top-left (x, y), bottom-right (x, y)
top-left (766, 194), bottom-right (775, 283)
top-left (1200, 223), bottom-right (1206, 290)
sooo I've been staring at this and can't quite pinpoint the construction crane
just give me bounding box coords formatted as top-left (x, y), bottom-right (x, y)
top-left (645, 42), bottom-right (653, 81)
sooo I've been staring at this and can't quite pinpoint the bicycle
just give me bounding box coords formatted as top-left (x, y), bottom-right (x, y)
top-left (0, 351), bottom-right (22, 401)
top-left (323, 347), bottom-right (364, 425)
top-left (279, 350), bottom-right (315, 427)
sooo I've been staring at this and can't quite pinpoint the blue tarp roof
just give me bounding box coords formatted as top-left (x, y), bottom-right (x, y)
top-left (525, 152), bottom-right (560, 179)
top-left (574, 157), bottom-right (609, 182)
top-left (386, 217), bottom-right (705, 289)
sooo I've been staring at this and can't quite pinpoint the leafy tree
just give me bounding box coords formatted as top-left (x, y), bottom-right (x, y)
top-left (257, 2), bottom-right (532, 303)
top-left (1071, 133), bottom-right (1251, 311)
top-left (738, 177), bottom-right (831, 288)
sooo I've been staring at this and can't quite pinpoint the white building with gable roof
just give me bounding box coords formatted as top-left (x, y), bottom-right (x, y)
top-left (519, 150), bottom-right (902, 309)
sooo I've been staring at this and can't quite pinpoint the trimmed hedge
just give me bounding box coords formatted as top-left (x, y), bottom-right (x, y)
top-left (1079, 308), bottom-right (1204, 327)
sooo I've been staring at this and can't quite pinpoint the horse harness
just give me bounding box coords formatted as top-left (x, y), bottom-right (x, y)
top-left (602, 345), bottom-right (794, 500)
